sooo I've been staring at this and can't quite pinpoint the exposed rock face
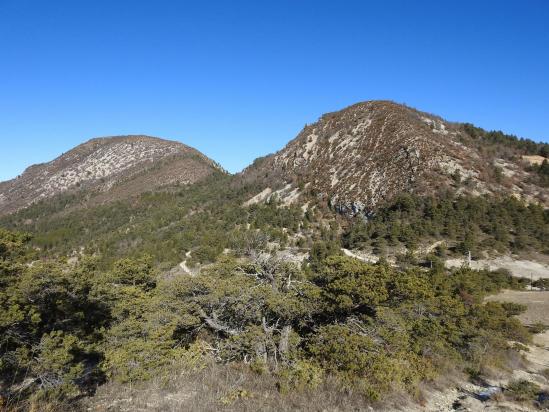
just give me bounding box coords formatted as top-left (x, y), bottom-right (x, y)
top-left (0, 136), bottom-right (223, 215)
top-left (242, 100), bottom-right (547, 214)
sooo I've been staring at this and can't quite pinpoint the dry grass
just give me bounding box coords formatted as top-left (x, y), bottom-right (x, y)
top-left (485, 290), bottom-right (549, 325)
top-left (522, 155), bottom-right (546, 166)
top-left (0, 397), bottom-right (74, 412)
top-left (80, 361), bottom-right (418, 412)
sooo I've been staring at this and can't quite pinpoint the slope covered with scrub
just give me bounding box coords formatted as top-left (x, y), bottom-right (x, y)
top-left (1, 101), bottom-right (548, 411)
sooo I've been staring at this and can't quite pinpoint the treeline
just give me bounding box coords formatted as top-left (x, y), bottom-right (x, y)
top-left (0, 228), bottom-right (533, 409)
top-left (528, 158), bottom-right (549, 187)
top-left (462, 123), bottom-right (549, 158)
top-left (343, 192), bottom-right (549, 257)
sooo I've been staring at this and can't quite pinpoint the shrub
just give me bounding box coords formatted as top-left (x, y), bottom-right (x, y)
top-left (528, 322), bottom-right (549, 334)
top-left (32, 331), bottom-right (86, 398)
top-left (501, 302), bottom-right (527, 316)
top-left (506, 379), bottom-right (541, 402)
top-left (177, 340), bottom-right (212, 371)
top-left (533, 278), bottom-right (549, 290)
top-left (277, 360), bottom-right (324, 393)
top-left (219, 388), bottom-right (253, 406)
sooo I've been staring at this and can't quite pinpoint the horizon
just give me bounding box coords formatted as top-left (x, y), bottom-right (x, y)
top-left (1, 99), bottom-right (548, 182)
top-left (1, 0), bottom-right (548, 181)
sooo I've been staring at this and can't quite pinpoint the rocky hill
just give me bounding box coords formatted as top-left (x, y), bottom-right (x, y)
top-left (3, 103), bottom-right (546, 218)
top-left (0, 135), bottom-right (223, 215)
top-left (242, 100), bottom-right (548, 215)
top-left (1, 104), bottom-right (548, 412)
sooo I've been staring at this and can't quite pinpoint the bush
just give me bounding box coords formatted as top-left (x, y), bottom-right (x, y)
top-left (277, 360), bottom-right (324, 393)
top-left (528, 322), bottom-right (549, 334)
top-left (0, 224), bottom-right (538, 407)
top-left (501, 302), bottom-right (527, 316)
top-left (31, 331), bottom-right (87, 398)
top-left (177, 340), bottom-right (212, 371)
top-left (533, 278), bottom-right (549, 290)
top-left (506, 379), bottom-right (541, 402)
top-left (219, 388), bottom-right (253, 405)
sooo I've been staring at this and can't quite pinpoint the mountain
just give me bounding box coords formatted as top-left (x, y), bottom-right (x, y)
top-left (2, 102), bottom-right (546, 218)
top-left (0, 135), bottom-right (223, 215)
top-left (242, 100), bottom-right (548, 215)
top-left (2, 102), bottom-right (549, 412)
top-left (0, 102), bottom-right (547, 266)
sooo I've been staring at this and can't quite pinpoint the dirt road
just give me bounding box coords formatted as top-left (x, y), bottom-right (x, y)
top-left (446, 256), bottom-right (549, 280)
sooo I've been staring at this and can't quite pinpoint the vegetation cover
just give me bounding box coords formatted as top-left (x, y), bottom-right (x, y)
top-left (343, 192), bottom-right (549, 257)
top-left (0, 225), bottom-right (535, 410)
top-left (1, 125), bottom-right (548, 409)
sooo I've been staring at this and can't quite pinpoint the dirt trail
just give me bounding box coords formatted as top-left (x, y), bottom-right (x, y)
top-left (178, 251), bottom-right (193, 275)
top-left (446, 256), bottom-right (549, 280)
top-left (527, 332), bottom-right (549, 373)
top-left (341, 248), bottom-right (378, 263)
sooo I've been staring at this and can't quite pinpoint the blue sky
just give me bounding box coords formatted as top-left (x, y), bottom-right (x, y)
top-left (1, 0), bottom-right (548, 180)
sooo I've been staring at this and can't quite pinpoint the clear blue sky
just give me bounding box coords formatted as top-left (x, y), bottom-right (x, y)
top-left (1, 0), bottom-right (548, 180)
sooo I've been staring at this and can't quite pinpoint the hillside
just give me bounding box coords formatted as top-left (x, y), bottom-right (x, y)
top-left (242, 100), bottom-right (548, 215)
top-left (0, 102), bottom-right (547, 267)
top-left (0, 135), bottom-right (223, 215)
top-left (1, 102), bottom-right (549, 412)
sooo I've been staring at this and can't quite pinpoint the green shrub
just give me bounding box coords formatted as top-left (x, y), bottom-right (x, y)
top-left (31, 331), bottom-right (86, 398)
top-left (177, 340), bottom-right (212, 371)
top-left (277, 360), bottom-right (324, 393)
top-left (533, 278), bottom-right (549, 290)
top-left (506, 379), bottom-right (541, 402)
top-left (0, 218), bottom-right (539, 407)
top-left (528, 322), bottom-right (549, 334)
top-left (219, 388), bottom-right (253, 405)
